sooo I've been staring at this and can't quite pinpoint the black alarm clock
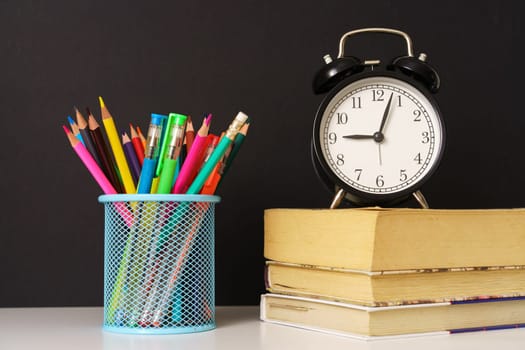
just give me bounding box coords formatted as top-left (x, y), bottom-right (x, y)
top-left (311, 28), bottom-right (445, 208)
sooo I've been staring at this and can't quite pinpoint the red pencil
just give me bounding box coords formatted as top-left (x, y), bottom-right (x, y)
top-left (130, 123), bottom-right (145, 166)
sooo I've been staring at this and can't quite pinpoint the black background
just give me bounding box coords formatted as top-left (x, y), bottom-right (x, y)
top-left (1, 1), bottom-right (524, 307)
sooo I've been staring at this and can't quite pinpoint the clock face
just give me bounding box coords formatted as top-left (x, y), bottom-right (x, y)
top-left (316, 76), bottom-right (444, 197)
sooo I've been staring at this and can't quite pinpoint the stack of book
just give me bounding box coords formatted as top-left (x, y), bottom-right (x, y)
top-left (260, 207), bottom-right (525, 339)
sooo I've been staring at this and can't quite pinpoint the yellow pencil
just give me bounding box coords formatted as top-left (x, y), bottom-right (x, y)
top-left (99, 96), bottom-right (136, 194)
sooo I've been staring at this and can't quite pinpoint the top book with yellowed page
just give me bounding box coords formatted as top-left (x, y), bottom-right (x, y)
top-left (264, 208), bottom-right (525, 272)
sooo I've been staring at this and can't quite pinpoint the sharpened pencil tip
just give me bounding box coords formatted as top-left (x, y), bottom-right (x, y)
top-left (67, 116), bottom-right (75, 125)
top-left (62, 125), bottom-right (71, 134)
top-left (205, 114), bottom-right (213, 126)
top-left (98, 96), bottom-right (105, 108)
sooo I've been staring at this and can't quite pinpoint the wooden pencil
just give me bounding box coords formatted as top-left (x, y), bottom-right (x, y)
top-left (130, 123), bottom-right (145, 166)
top-left (64, 125), bottom-right (117, 194)
top-left (88, 114), bottom-right (124, 193)
top-left (136, 126), bottom-right (147, 149)
top-left (99, 96), bottom-right (136, 194)
top-left (122, 132), bottom-right (141, 185)
top-left (63, 126), bottom-right (133, 228)
top-left (185, 115), bottom-right (195, 152)
top-left (220, 122), bottom-right (249, 180)
top-left (75, 107), bottom-right (103, 169)
top-left (172, 116), bottom-right (212, 194)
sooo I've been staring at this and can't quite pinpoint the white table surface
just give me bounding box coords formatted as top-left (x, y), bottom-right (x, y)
top-left (0, 306), bottom-right (524, 350)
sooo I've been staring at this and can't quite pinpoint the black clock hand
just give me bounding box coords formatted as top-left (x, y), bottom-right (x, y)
top-left (342, 134), bottom-right (374, 140)
top-left (378, 92), bottom-right (394, 134)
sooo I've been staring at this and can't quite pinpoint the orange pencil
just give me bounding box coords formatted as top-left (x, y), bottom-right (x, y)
top-left (136, 126), bottom-right (147, 149)
top-left (130, 123), bottom-right (145, 166)
top-left (200, 133), bottom-right (225, 195)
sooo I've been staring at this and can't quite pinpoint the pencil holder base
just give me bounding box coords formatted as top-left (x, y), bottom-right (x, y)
top-left (99, 194), bottom-right (220, 335)
top-left (103, 323), bottom-right (216, 335)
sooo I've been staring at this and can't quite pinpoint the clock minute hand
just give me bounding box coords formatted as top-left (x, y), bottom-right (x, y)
top-left (342, 134), bottom-right (375, 140)
top-left (378, 92), bottom-right (394, 134)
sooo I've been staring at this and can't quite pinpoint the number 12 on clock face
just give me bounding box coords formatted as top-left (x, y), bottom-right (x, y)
top-left (317, 76), bottom-right (444, 197)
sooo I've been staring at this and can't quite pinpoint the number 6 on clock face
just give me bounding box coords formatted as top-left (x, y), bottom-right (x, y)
top-left (313, 75), bottom-right (445, 204)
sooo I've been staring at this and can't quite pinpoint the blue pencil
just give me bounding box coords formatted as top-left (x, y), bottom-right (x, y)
top-left (68, 115), bottom-right (85, 146)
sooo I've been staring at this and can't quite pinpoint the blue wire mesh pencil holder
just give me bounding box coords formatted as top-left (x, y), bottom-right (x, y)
top-left (99, 194), bottom-right (220, 334)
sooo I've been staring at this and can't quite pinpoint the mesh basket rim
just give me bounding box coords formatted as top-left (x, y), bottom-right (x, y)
top-left (98, 194), bottom-right (221, 203)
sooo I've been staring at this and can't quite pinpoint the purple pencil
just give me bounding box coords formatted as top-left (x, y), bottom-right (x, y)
top-left (122, 132), bottom-right (141, 185)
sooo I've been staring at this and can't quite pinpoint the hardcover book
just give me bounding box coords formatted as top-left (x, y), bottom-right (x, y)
top-left (265, 261), bottom-right (525, 306)
top-left (264, 208), bottom-right (525, 271)
top-left (260, 293), bottom-right (525, 339)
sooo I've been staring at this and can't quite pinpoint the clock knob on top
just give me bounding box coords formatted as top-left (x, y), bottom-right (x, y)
top-left (390, 53), bottom-right (441, 93)
top-left (312, 54), bottom-right (362, 94)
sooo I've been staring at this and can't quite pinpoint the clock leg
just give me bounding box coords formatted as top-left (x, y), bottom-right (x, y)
top-left (413, 190), bottom-right (429, 209)
top-left (330, 188), bottom-right (346, 209)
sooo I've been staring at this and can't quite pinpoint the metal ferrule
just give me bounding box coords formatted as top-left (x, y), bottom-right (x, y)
top-left (144, 124), bottom-right (163, 159)
top-left (166, 126), bottom-right (185, 160)
top-left (225, 114), bottom-right (248, 140)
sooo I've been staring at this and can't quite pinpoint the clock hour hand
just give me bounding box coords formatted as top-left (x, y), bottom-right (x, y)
top-left (378, 92), bottom-right (394, 134)
top-left (342, 134), bottom-right (375, 140)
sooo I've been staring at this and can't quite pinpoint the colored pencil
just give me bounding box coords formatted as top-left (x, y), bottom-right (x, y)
top-left (137, 126), bottom-right (147, 149)
top-left (63, 125), bottom-right (133, 227)
top-left (220, 122), bottom-right (250, 181)
top-left (122, 132), bottom-right (141, 185)
top-left (75, 108), bottom-right (102, 169)
top-left (200, 163), bottom-right (222, 195)
top-left (99, 96), bottom-right (136, 194)
top-left (88, 114), bottom-right (124, 193)
top-left (130, 124), bottom-right (145, 165)
top-left (185, 116), bottom-right (195, 152)
top-left (68, 115), bottom-right (84, 145)
top-left (200, 133), bottom-right (225, 195)
top-left (64, 125), bottom-right (116, 194)
top-left (172, 115), bottom-right (212, 194)
top-left (187, 112), bottom-right (248, 194)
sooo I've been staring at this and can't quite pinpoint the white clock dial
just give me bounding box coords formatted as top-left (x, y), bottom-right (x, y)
top-left (319, 76), bottom-right (443, 194)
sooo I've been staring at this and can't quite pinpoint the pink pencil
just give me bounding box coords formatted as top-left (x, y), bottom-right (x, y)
top-left (63, 126), bottom-right (134, 226)
top-left (172, 115), bottom-right (212, 194)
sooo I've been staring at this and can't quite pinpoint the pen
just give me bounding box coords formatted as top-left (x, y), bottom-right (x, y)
top-left (137, 114), bottom-right (165, 194)
top-left (157, 113), bottom-right (187, 194)
top-left (154, 113), bottom-right (170, 178)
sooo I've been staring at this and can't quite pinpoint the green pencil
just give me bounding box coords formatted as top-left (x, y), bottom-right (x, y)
top-left (187, 112), bottom-right (248, 194)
